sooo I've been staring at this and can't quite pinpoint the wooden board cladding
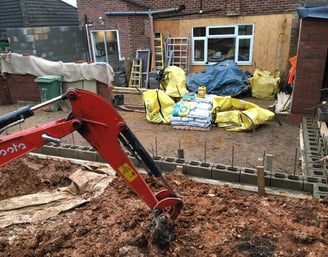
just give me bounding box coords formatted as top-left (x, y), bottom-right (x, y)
top-left (154, 14), bottom-right (293, 75)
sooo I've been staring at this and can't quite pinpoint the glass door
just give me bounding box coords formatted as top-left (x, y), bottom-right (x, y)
top-left (91, 30), bottom-right (120, 69)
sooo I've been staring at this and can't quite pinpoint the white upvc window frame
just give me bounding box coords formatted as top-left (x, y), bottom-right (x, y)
top-left (90, 29), bottom-right (121, 64)
top-left (192, 24), bottom-right (254, 66)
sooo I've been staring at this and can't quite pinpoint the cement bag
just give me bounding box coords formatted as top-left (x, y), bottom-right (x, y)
top-left (142, 89), bottom-right (175, 124)
top-left (160, 66), bottom-right (188, 98)
top-left (248, 69), bottom-right (280, 99)
top-left (213, 96), bottom-right (275, 131)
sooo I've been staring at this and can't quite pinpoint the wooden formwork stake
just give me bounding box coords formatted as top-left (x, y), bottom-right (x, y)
top-left (257, 165), bottom-right (266, 197)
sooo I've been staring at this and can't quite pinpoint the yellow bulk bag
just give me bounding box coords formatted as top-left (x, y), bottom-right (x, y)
top-left (160, 66), bottom-right (188, 98)
top-left (142, 89), bottom-right (175, 124)
top-left (248, 69), bottom-right (280, 100)
top-left (213, 96), bottom-right (275, 131)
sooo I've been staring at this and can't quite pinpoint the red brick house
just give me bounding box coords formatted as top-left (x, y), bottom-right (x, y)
top-left (2, 0), bottom-right (328, 120)
top-left (77, 0), bottom-right (303, 75)
top-left (76, 0), bottom-right (328, 119)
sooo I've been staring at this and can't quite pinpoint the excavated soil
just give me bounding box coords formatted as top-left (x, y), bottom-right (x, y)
top-left (1, 95), bottom-right (327, 256)
top-left (0, 156), bottom-right (327, 257)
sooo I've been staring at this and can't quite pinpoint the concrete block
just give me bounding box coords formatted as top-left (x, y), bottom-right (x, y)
top-left (77, 146), bottom-right (98, 162)
top-left (303, 176), bottom-right (321, 193)
top-left (97, 154), bottom-right (106, 163)
top-left (126, 152), bottom-right (143, 168)
top-left (32, 147), bottom-right (43, 154)
top-left (240, 168), bottom-right (270, 186)
top-left (305, 161), bottom-right (324, 171)
top-left (161, 158), bottom-right (186, 173)
top-left (185, 161), bottom-right (212, 179)
top-left (58, 144), bottom-right (78, 159)
top-left (271, 172), bottom-right (303, 191)
top-left (306, 155), bottom-right (321, 162)
top-left (174, 158), bottom-right (186, 173)
top-left (307, 168), bottom-right (325, 178)
top-left (152, 156), bottom-right (163, 170)
top-left (161, 157), bottom-right (179, 172)
top-left (211, 163), bottom-right (240, 183)
top-left (313, 183), bottom-right (328, 199)
top-left (41, 144), bottom-right (60, 156)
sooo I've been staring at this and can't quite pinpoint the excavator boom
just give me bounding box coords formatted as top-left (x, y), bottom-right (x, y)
top-left (0, 88), bottom-right (183, 244)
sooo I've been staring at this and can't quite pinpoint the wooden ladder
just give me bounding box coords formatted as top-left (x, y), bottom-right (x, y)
top-left (129, 58), bottom-right (142, 88)
top-left (153, 32), bottom-right (164, 71)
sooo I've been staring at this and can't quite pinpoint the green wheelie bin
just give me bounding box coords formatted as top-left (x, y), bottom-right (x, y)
top-left (35, 75), bottom-right (62, 111)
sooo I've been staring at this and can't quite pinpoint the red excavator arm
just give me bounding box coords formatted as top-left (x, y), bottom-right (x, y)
top-left (0, 88), bottom-right (183, 244)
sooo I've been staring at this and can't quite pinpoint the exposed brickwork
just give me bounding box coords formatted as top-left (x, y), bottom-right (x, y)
top-left (5, 74), bottom-right (40, 103)
top-left (4, 74), bottom-right (112, 104)
top-left (227, 0), bottom-right (240, 16)
top-left (97, 82), bottom-right (113, 104)
top-left (291, 18), bottom-right (328, 115)
top-left (77, 0), bottom-right (306, 62)
top-left (0, 77), bottom-right (12, 105)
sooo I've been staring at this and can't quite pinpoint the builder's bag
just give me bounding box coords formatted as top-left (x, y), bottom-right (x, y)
top-left (142, 89), bottom-right (175, 124)
top-left (213, 96), bottom-right (275, 131)
top-left (159, 66), bottom-right (188, 98)
top-left (248, 68), bottom-right (280, 100)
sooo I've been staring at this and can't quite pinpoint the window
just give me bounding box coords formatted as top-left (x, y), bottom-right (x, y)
top-left (192, 24), bottom-right (254, 65)
top-left (90, 30), bottom-right (121, 68)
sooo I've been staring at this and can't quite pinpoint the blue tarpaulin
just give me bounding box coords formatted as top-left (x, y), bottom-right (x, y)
top-left (186, 60), bottom-right (250, 97)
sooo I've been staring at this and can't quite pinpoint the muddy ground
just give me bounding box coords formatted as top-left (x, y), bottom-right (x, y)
top-left (1, 94), bottom-right (327, 256)
top-left (1, 95), bottom-right (302, 173)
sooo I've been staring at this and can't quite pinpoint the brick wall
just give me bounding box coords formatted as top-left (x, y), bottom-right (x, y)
top-left (6, 74), bottom-right (40, 103)
top-left (4, 73), bottom-right (112, 104)
top-left (77, 0), bottom-right (305, 62)
top-left (0, 77), bottom-right (12, 105)
top-left (291, 18), bottom-right (328, 115)
top-left (141, 0), bottom-right (300, 16)
top-left (77, 0), bottom-right (148, 60)
top-left (97, 82), bottom-right (113, 104)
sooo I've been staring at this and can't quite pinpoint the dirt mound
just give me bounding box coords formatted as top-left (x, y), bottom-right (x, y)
top-left (0, 156), bottom-right (327, 256)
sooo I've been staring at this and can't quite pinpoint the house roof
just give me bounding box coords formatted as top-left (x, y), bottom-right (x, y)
top-left (0, 0), bottom-right (78, 28)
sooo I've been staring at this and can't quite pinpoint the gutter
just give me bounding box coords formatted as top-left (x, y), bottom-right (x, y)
top-left (297, 6), bottom-right (328, 19)
top-left (105, 5), bottom-right (185, 69)
top-left (104, 5), bottom-right (185, 16)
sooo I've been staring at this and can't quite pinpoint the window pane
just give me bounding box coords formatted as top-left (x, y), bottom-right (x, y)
top-left (105, 31), bottom-right (117, 42)
top-left (238, 38), bottom-right (251, 61)
top-left (193, 27), bottom-right (205, 37)
top-left (105, 31), bottom-right (119, 68)
top-left (238, 25), bottom-right (253, 35)
top-left (207, 38), bottom-right (235, 62)
top-left (209, 27), bottom-right (234, 35)
top-left (194, 40), bottom-right (205, 61)
top-left (92, 31), bottom-right (106, 63)
top-left (105, 31), bottom-right (118, 54)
